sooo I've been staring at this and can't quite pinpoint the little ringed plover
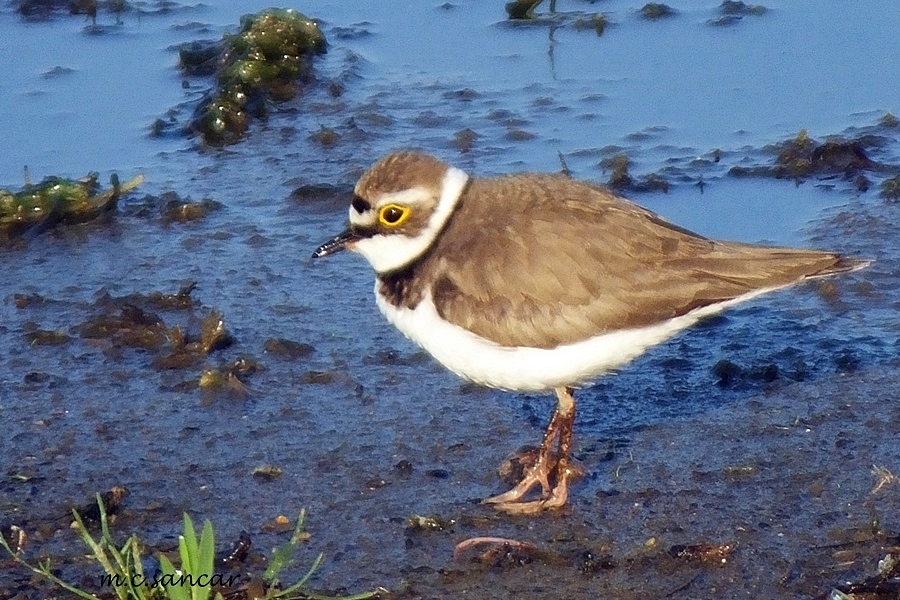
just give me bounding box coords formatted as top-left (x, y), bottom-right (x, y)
top-left (313, 151), bottom-right (868, 514)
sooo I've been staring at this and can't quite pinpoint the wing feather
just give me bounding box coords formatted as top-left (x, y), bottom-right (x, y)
top-left (419, 174), bottom-right (855, 348)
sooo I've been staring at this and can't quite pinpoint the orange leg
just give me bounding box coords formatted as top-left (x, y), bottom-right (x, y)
top-left (482, 386), bottom-right (576, 513)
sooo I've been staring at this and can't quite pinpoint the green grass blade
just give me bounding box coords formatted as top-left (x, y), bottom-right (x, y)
top-left (36, 558), bottom-right (106, 600)
top-left (0, 533), bottom-right (99, 600)
top-left (71, 508), bottom-right (120, 584)
top-left (122, 536), bottom-right (148, 599)
top-left (193, 519), bottom-right (215, 600)
top-left (264, 509), bottom-right (309, 584)
top-left (97, 494), bottom-right (111, 542)
top-left (263, 540), bottom-right (292, 584)
top-left (302, 591), bottom-right (383, 600)
top-left (269, 552), bottom-right (323, 599)
top-left (198, 519), bottom-right (215, 576)
top-left (93, 494), bottom-right (132, 581)
top-left (180, 513), bottom-right (199, 576)
top-left (290, 509), bottom-right (308, 545)
top-left (177, 535), bottom-right (193, 597)
top-left (159, 554), bottom-right (190, 600)
top-left (295, 552), bottom-right (323, 588)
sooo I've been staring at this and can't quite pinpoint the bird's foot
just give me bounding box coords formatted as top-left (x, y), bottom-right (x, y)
top-left (483, 456), bottom-right (581, 513)
top-left (488, 472), bottom-right (570, 514)
top-left (485, 386), bottom-right (580, 513)
top-left (481, 458), bottom-right (551, 505)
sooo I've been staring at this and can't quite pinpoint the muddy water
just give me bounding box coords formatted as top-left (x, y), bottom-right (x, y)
top-left (1, 1), bottom-right (899, 598)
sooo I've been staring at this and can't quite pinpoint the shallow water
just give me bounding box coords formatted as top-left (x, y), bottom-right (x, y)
top-left (1, 1), bottom-right (899, 598)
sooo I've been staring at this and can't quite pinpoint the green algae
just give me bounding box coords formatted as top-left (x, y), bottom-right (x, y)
top-left (0, 172), bottom-right (143, 239)
top-left (640, 3), bottom-right (677, 20)
top-left (709, 1), bottom-right (767, 26)
top-left (603, 154), bottom-right (670, 193)
top-left (728, 129), bottom-right (881, 182)
top-left (720, 0), bottom-right (766, 15)
top-left (504, 0), bottom-right (605, 35)
top-left (16, 0), bottom-right (129, 23)
top-left (185, 8), bottom-right (327, 146)
top-left (505, 0), bottom-right (547, 20)
top-left (880, 176), bottom-right (900, 201)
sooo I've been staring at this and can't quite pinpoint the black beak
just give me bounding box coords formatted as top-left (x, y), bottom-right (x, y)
top-left (312, 229), bottom-right (360, 259)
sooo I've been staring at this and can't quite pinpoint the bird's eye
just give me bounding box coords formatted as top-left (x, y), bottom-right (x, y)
top-left (378, 204), bottom-right (410, 227)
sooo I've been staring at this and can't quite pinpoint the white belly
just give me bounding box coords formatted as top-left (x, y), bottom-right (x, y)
top-left (374, 286), bottom-right (781, 392)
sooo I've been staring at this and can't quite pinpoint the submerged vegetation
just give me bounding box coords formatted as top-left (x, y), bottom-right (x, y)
top-left (0, 172), bottom-right (143, 240)
top-left (880, 176), bottom-right (900, 200)
top-left (639, 3), bottom-right (677, 20)
top-left (176, 9), bottom-right (327, 146)
top-left (596, 115), bottom-right (900, 197)
top-left (504, 0), bottom-right (552, 20)
top-left (504, 0), bottom-right (766, 36)
top-left (14, 282), bottom-right (266, 402)
top-left (504, 0), bottom-right (608, 34)
top-left (602, 154), bottom-right (670, 193)
top-left (708, 1), bottom-right (767, 26)
top-left (727, 127), bottom-right (893, 189)
top-left (16, 0), bottom-right (128, 20)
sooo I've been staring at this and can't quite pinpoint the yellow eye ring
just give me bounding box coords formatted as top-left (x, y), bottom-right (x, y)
top-left (378, 203), bottom-right (411, 227)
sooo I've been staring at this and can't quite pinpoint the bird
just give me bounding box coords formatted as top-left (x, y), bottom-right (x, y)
top-left (312, 151), bottom-right (868, 514)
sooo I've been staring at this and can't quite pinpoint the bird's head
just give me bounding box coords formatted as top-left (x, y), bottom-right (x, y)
top-left (313, 151), bottom-right (469, 273)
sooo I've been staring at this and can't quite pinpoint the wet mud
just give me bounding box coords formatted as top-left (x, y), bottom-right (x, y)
top-left (1, 1), bottom-right (900, 599)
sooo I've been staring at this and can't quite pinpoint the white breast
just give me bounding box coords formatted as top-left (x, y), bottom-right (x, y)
top-left (374, 286), bottom-right (783, 392)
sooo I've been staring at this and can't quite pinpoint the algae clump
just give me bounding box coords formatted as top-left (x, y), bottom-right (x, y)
top-left (186, 8), bottom-right (327, 146)
top-left (0, 173), bottom-right (143, 239)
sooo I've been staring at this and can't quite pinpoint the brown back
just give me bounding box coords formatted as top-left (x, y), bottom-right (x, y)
top-left (379, 173), bottom-right (864, 349)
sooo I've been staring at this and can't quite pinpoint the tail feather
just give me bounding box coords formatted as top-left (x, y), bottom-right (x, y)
top-left (808, 255), bottom-right (871, 279)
